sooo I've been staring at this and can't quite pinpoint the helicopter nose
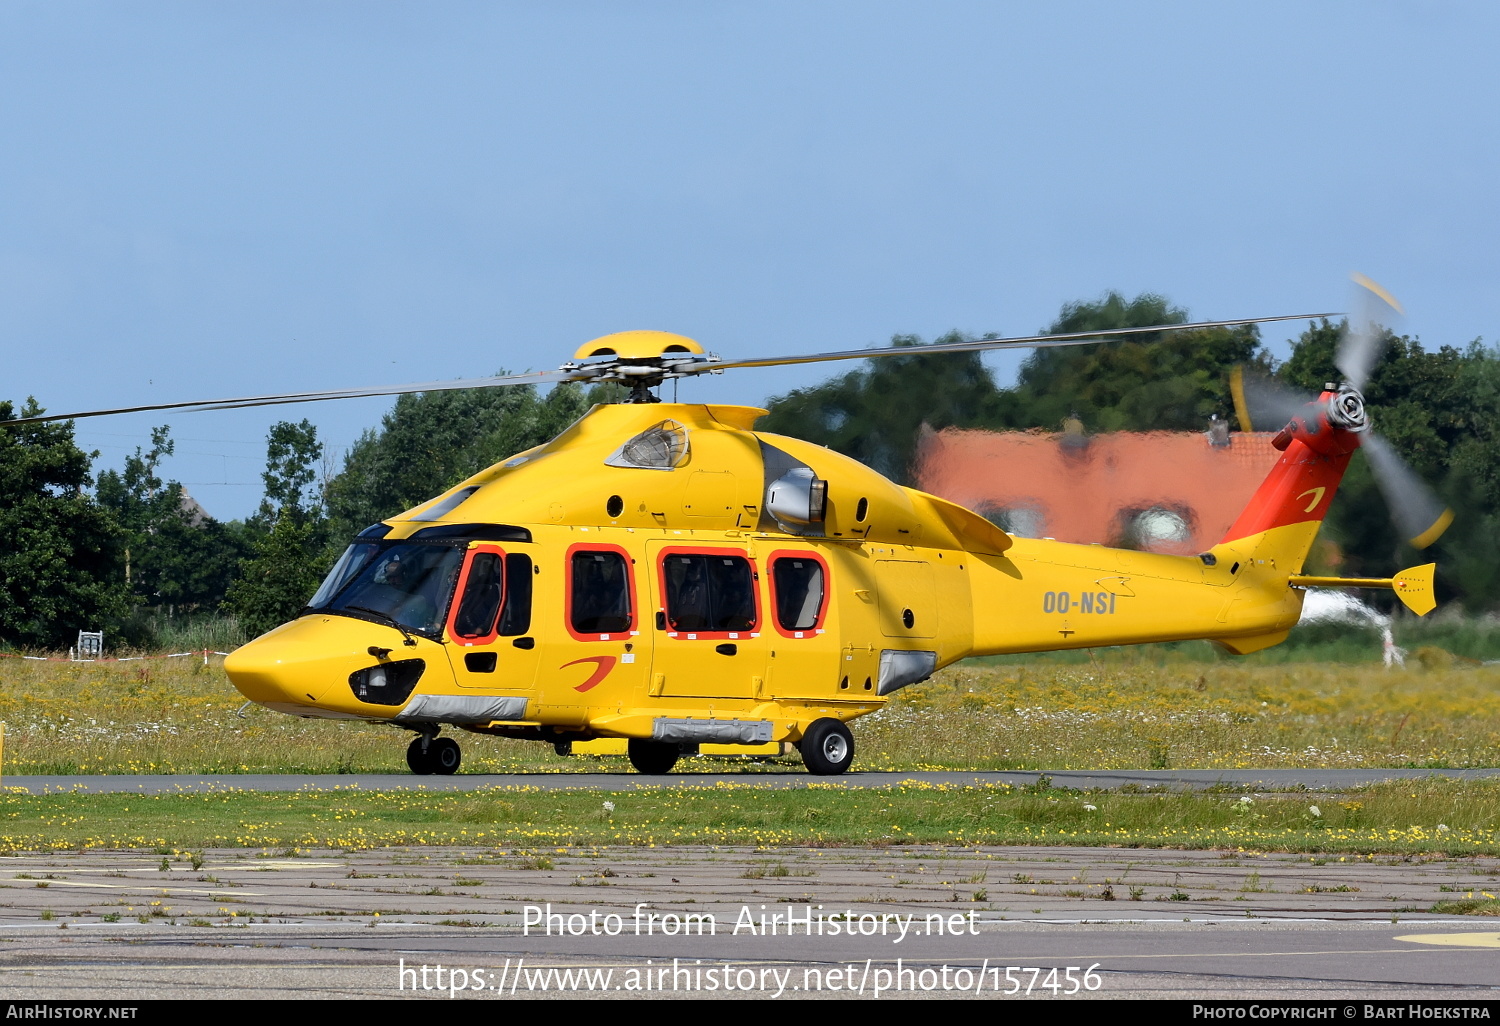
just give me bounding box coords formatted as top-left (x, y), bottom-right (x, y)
top-left (224, 619), bottom-right (340, 708)
top-left (224, 615), bottom-right (449, 714)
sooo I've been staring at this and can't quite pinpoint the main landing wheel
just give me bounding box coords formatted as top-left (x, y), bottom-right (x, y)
top-left (429, 737), bottom-right (461, 775)
top-left (407, 736), bottom-right (462, 776)
top-left (628, 739), bottom-right (679, 775)
top-left (798, 718), bottom-right (854, 776)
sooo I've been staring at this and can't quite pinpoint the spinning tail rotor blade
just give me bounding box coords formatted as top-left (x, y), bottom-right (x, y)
top-left (1229, 365), bottom-right (1314, 432)
top-left (1337, 273), bottom-right (1404, 392)
top-left (1360, 431), bottom-right (1454, 549)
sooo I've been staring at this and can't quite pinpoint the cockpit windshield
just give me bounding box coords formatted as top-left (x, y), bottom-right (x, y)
top-left (307, 541), bottom-right (467, 637)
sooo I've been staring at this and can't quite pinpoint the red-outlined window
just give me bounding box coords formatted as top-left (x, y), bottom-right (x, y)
top-left (565, 543), bottom-right (637, 642)
top-left (447, 544), bottom-right (506, 646)
top-left (767, 549), bottom-right (830, 639)
top-left (656, 546), bottom-right (760, 642)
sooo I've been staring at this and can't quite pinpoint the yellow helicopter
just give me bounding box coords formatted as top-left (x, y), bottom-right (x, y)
top-left (13, 283), bottom-right (1449, 775)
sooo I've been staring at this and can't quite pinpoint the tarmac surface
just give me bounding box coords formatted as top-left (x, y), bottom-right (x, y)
top-left (7, 767), bottom-right (1500, 794)
top-left (0, 771), bottom-right (1497, 1000)
top-left (0, 846), bottom-right (1497, 1000)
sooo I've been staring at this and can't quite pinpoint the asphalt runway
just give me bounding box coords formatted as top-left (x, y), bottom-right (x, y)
top-left (0, 846), bottom-right (1496, 1000)
top-left (7, 766), bottom-right (1500, 794)
top-left (2, 770), bottom-right (1498, 1000)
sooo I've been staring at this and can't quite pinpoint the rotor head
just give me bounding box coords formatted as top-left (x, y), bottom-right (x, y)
top-left (562, 330), bottom-right (722, 400)
top-left (1325, 384), bottom-right (1369, 433)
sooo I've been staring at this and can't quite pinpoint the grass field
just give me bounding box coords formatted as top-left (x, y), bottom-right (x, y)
top-left (0, 778), bottom-right (1496, 855)
top-left (0, 639), bottom-right (1497, 775)
top-left (0, 620), bottom-right (1498, 856)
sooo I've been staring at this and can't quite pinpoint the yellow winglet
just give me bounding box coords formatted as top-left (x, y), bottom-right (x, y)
top-left (1287, 561), bottom-right (1438, 617)
top-left (1391, 562), bottom-right (1437, 616)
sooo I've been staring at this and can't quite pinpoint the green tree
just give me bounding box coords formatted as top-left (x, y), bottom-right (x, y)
top-left (222, 512), bottom-right (324, 638)
top-left (225, 420), bottom-right (330, 638)
top-left (758, 332), bottom-right (1003, 483)
top-left (0, 399), bottom-right (128, 649)
top-left (97, 426), bottom-right (249, 615)
top-left (256, 418), bottom-right (324, 524)
top-left (136, 512), bottom-right (249, 613)
top-left (325, 380), bottom-right (591, 536)
top-left (1001, 291), bottom-right (1268, 431)
top-left (95, 425), bottom-right (175, 590)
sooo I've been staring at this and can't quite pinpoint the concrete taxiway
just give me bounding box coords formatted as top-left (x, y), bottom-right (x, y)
top-left (2, 771), bottom-right (1498, 999)
top-left (0, 843), bottom-right (1496, 999)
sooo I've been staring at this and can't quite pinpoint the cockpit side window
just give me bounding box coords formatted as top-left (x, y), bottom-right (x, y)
top-left (498, 552), bottom-right (533, 636)
top-left (451, 550), bottom-right (504, 641)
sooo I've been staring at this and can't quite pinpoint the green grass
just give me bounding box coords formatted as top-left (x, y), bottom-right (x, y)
top-left (3, 661), bottom-right (1500, 775)
top-left (2, 629), bottom-right (1496, 855)
top-left (85, 611), bottom-right (250, 657)
top-left (1430, 898), bottom-right (1500, 915)
top-left (2, 615), bottom-right (1499, 774)
top-left (0, 778), bottom-right (1495, 853)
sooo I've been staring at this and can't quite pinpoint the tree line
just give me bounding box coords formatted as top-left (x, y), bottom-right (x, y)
top-left (1, 292), bottom-right (1495, 651)
top-left (0, 381), bottom-right (595, 649)
top-left (759, 293), bottom-right (1500, 610)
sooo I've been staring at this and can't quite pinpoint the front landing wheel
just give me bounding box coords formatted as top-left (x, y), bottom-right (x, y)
top-left (799, 718), bottom-right (854, 775)
top-left (628, 739), bottom-right (679, 775)
top-left (406, 735), bottom-right (461, 775)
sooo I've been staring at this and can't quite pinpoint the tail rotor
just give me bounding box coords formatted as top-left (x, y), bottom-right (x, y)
top-left (1229, 274), bottom-right (1452, 550)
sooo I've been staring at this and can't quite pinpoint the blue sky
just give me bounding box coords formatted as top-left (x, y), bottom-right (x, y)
top-left (3, 2), bottom-right (1498, 520)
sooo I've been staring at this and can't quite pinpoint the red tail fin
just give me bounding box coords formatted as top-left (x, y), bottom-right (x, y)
top-left (1220, 390), bottom-right (1360, 545)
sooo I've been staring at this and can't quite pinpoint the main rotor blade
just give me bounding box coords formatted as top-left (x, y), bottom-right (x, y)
top-left (1336, 272), bottom-right (1404, 391)
top-left (1361, 431), bottom-right (1454, 549)
top-left (709, 313), bottom-right (1338, 374)
top-left (5, 311), bottom-right (1339, 428)
top-left (3, 368), bottom-right (574, 427)
top-left (1229, 366), bottom-right (1316, 432)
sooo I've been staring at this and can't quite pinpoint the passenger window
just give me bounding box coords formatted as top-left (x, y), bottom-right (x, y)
top-left (663, 554), bottom-right (757, 633)
top-left (570, 550), bottom-right (633, 634)
top-left (452, 552), bottom-right (503, 639)
top-left (772, 556), bottom-right (825, 632)
top-left (498, 553), bottom-right (533, 636)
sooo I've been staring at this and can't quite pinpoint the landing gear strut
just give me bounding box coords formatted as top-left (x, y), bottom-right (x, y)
top-left (406, 733), bottom-right (461, 775)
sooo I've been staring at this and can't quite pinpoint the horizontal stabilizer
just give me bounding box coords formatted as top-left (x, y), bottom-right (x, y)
top-left (1287, 562), bottom-right (1437, 617)
top-left (1391, 563), bottom-right (1437, 616)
